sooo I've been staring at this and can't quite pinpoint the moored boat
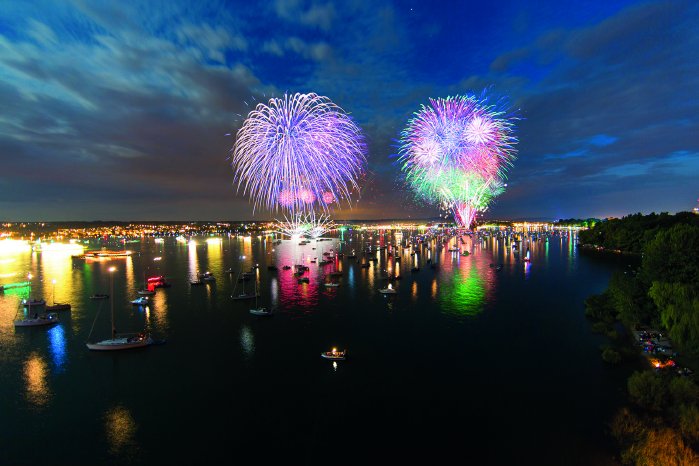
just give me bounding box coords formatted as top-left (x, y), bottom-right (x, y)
top-left (14, 313), bottom-right (59, 327)
top-left (321, 348), bottom-right (346, 360)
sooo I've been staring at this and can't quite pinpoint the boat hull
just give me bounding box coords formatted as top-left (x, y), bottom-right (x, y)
top-left (86, 337), bottom-right (153, 351)
top-left (14, 316), bottom-right (59, 327)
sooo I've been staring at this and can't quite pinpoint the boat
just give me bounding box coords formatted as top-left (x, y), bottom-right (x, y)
top-left (14, 312), bottom-right (59, 327)
top-left (190, 280), bottom-right (205, 286)
top-left (298, 277), bottom-right (310, 284)
top-left (321, 348), bottom-right (346, 360)
top-left (249, 281), bottom-right (271, 316)
top-left (131, 297), bottom-right (149, 306)
top-left (86, 275), bottom-right (153, 351)
top-left (282, 265), bottom-right (291, 270)
top-left (90, 294), bottom-right (109, 299)
top-left (231, 268), bottom-right (258, 300)
top-left (379, 284), bottom-right (397, 294)
top-left (137, 288), bottom-right (155, 296)
top-left (46, 281), bottom-right (71, 311)
top-left (200, 271), bottom-right (216, 282)
top-left (323, 282), bottom-right (339, 287)
top-left (87, 332), bottom-right (152, 351)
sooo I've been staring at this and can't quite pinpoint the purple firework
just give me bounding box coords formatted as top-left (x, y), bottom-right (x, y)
top-left (232, 92), bottom-right (367, 213)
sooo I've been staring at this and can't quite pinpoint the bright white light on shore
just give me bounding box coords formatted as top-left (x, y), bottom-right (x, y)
top-left (0, 240), bottom-right (31, 255)
top-left (39, 242), bottom-right (86, 254)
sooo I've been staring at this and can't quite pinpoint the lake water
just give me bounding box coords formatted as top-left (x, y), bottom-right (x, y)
top-left (0, 230), bottom-right (631, 465)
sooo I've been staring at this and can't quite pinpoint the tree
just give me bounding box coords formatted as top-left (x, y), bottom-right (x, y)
top-left (641, 225), bottom-right (699, 286)
top-left (648, 282), bottom-right (699, 355)
top-left (628, 371), bottom-right (667, 412)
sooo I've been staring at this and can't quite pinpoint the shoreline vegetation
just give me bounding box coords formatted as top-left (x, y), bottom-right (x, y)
top-left (580, 212), bottom-right (699, 464)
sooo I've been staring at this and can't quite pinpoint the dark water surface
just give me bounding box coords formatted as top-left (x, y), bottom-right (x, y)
top-left (0, 231), bottom-right (631, 465)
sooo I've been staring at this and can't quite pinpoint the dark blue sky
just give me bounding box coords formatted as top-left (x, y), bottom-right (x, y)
top-left (0, 0), bottom-right (697, 221)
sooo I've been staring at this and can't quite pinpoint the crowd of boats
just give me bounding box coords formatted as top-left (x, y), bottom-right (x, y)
top-left (7, 228), bottom-right (559, 357)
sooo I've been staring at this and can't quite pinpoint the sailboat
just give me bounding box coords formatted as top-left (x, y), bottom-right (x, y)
top-left (137, 270), bottom-right (155, 295)
top-left (231, 267), bottom-right (258, 300)
top-left (86, 271), bottom-right (152, 351)
top-left (249, 280), bottom-right (272, 316)
top-left (46, 279), bottom-right (71, 311)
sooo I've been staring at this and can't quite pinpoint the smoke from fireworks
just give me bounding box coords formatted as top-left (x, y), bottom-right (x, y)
top-left (232, 92), bottom-right (367, 214)
top-left (398, 93), bottom-right (517, 227)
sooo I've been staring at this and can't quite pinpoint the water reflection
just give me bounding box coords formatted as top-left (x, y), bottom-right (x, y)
top-left (47, 324), bottom-right (67, 372)
top-left (438, 235), bottom-right (492, 317)
top-left (188, 241), bottom-right (198, 281)
top-left (240, 325), bottom-right (254, 360)
top-left (24, 352), bottom-right (50, 408)
top-left (104, 405), bottom-right (137, 455)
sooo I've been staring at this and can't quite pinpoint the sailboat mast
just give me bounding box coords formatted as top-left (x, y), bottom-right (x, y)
top-left (109, 267), bottom-right (116, 339)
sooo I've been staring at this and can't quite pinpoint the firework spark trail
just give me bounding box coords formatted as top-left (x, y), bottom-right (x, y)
top-left (232, 93), bottom-right (367, 214)
top-left (398, 93), bottom-right (517, 228)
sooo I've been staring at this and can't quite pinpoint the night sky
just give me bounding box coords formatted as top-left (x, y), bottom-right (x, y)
top-left (1, 0), bottom-right (697, 221)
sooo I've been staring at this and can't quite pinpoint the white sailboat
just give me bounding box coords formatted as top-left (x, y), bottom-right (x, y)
top-left (86, 267), bottom-right (152, 351)
top-left (232, 267), bottom-right (257, 300)
top-left (249, 280), bottom-right (272, 316)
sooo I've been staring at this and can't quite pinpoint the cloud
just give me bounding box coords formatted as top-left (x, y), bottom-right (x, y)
top-left (274, 0), bottom-right (335, 31)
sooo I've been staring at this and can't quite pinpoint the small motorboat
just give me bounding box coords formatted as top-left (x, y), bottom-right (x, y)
top-left (323, 282), bottom-right (340, 287)
top-left (137, 288), bottom-right (155, 296)
top-left (321, 348), bottom-right (346, 361)
top-left (282, 265), bottom-right (291, 270)
top-left (379, 284), bottom-right (397, 294)
top-left (90, 294), bottom-right (109, 300)
top-left (131, 297), bottom-right (149, 306)
top-left (14, 313), bottom-right (59, 327)
top-left (200, 272), bottom-right (216, 282)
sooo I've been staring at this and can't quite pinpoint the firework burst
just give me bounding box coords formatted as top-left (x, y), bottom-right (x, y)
top-left (398, 93), bottom-right (517, 228)
top-left (232, 92), bottom-right (367, 214)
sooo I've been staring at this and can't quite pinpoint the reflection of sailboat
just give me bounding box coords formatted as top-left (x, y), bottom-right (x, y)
top-left (87, 269), bottom-right (152, 351)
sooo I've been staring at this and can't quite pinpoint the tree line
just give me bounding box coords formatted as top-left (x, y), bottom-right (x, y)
top-left (581, 211), bottom-right (699, 464)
